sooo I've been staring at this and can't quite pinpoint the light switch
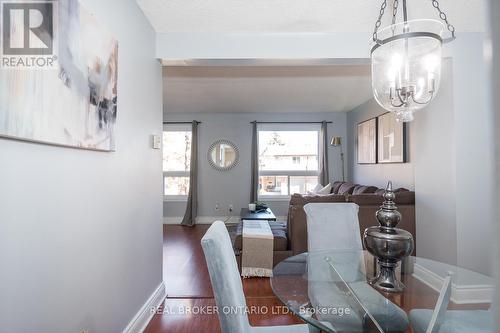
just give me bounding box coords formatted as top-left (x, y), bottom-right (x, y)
top-left (152, 135), bottom-right (161, 149)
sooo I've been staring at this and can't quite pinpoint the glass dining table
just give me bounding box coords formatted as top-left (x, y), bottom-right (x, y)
top-left (270, 250), bottom-right (494, 333)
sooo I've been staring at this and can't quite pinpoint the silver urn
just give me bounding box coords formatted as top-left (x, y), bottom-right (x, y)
top-left (363, 181), bottom-right (414, 293)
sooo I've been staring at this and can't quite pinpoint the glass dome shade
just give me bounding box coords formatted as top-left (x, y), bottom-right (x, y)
top-left (371, 20), bottom-right (444, 121)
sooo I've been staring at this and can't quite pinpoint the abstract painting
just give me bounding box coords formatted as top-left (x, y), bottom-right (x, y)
top-left (357, 118), bottom-right (377, 164)
top-left (377, 112), bottom-right (407, 163)
top-left (0, 0), bottom-right (118, 151)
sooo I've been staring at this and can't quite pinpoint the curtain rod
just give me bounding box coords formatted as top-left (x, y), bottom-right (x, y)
top-left (250, 121), bottom-right (333, 124)
top-left (163, 121), bottom-right (202, 124)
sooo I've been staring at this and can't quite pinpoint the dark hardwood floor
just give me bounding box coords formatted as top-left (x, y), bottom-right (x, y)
top-left (145, 225), bottom-right (303, 333)
top-left (161, 225), bottom-right (214, 298)
top-left (145, 225), bottom-right (490, 333)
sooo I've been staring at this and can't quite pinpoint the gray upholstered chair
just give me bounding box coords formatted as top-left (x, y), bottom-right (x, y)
top-left (409, 273), bottom-right (493, 333)
top-left (304, 203), bottom-right (363, 251)
top-left (304, 203), bottom-right (409, 333)
top-left (201, 220), bottom-right (321, 333)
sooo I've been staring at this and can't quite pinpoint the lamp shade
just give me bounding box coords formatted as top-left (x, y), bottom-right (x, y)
top-left (331, 136), bottom-right (342, 146)
top-left (371, 20), bottom-right (444, 122)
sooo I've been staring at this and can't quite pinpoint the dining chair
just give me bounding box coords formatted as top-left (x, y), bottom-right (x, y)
top-left (303, 203), bottom-right (409, 333)
top-left (201, 220), bottom-right (324, 333)
top-left (303, 203), bottom-right (362, 252)
top-left (409, 273), bottom-right (493, 333)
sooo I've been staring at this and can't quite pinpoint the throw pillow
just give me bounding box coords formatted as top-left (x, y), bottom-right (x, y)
top-left (338, 183), bottom-right (357, 195)
top-left (316, 183), bottom-right (332, 195)
top-left (331, 181), bottom-right (344, 194)
top-left (352, 185), bottom-right (367, 195)
top-left (353, 185), bottom-right (379, 195)
top-left (308, 183), bottom-right (323, 194)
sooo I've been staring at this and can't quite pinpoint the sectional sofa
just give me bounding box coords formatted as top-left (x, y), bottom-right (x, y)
top-left (234, 181), bottom-right (416, 268)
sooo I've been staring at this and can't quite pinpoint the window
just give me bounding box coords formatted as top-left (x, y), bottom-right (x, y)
top-left (163, 126), bottom-right (191, 200)
top-left (258, 126), bottom-right (320, 198)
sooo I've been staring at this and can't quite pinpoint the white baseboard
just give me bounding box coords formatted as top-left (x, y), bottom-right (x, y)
top-left (163, 216), bottom-right (240, 224)
top-left (163, 216), bottom-right (287, 225)
top-left (122, 282), bottom-right (166, 333)
top-left (413, 264), bottom-right (493, 304)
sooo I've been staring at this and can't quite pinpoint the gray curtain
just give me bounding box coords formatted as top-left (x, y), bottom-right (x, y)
top-left (318, 120), bottom-right (329, 186)
top-left (250, 121), bottom-right (258, 203)
top-left (182, 121), bottom-right (198, 226)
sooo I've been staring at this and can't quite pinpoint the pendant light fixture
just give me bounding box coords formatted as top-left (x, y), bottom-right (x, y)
top-left (371, 0), bottom-right (456, 122)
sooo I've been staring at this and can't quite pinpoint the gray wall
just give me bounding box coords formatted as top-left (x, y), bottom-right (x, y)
top-left (347, 62), bottom-right (457, 265)
top-left (163, 112), bottom-right (347, 218)
top-left (412, 62), bottom-right (458, 266)
top-left (346, 100), bottom-right (415, 190)
top-left (490, 0), bottom-right (500, 327)
top-left (0, 1), bottom-right (164, 332)
top-left (449, 34), bottom-right (494, 276)
top-left (416, 35), bottom-right (493, 275)
top-left (346, 43), bottom-right (494, 276)
top-left (346, 62), bottom-right (457, 265)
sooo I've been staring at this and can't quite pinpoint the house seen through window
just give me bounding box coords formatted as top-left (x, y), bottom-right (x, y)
top-left (258, 127), bottom-right (320, 198)
top-left (162, 127), bottom-right (191, 198)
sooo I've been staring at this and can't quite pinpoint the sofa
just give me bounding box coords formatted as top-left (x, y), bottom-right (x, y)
top-left (234, 181), bottom-right (416, 268)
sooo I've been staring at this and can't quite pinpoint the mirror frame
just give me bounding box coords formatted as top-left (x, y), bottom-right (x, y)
top-left (207, 139), bottom-right (239, 171)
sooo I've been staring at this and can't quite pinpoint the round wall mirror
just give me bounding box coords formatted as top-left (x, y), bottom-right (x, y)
top-left (208, 140), bottom-right (239, 171)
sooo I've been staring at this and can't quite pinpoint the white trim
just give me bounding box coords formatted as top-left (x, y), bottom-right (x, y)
top-left (163, 216), bottom-right (240, 225)
top-left (163, 123), bottom-right (191, 131)
top-left (163, 216), bottom-right (287, 225)
top-left (258, 123), bottom-right (322, 131)
top-left (258, 196), bottom-right (291, 202)
top-left (161, 58), bottom-right (371, 67)
top-left (122, 282), bottom-right (166, 333)
top-left (413, 264), bottom-right (494, 304)
top-left (259, 171), bottom-right (320, 176)
top-left (163, 195), bottom-right (188, 202)
top-left (163, 217), bottom-right (183, 224)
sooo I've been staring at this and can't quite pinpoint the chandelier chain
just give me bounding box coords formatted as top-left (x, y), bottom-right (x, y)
top-left (391, 0), bottom-right (399, 35)
top-left (372, 0), bottom-right (388, 42)
top-left (373, 0), bottom-right (456, 43)
top-left (391, 0), bottom-right (399, 25)
top-left (431, 0), bottom-right (456, 40)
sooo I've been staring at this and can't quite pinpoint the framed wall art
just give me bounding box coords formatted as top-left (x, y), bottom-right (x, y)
top-left (377, 112), bottom-right (407, 163)
top-left (0, 0), bottom-right (118, 151)
top-left (357, 118), bottom-right (377, 164)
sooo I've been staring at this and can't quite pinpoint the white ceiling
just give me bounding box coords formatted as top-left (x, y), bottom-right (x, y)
top-left (137, 0), bottom-right (486, 33)
top-left (163, 65), bottom-right (372, 114)
top-left (152, 1), bottom-right (485, 115)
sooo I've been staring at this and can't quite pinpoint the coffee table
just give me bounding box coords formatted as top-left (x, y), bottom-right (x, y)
top-left (240, 207), bottom-right (276, 221)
